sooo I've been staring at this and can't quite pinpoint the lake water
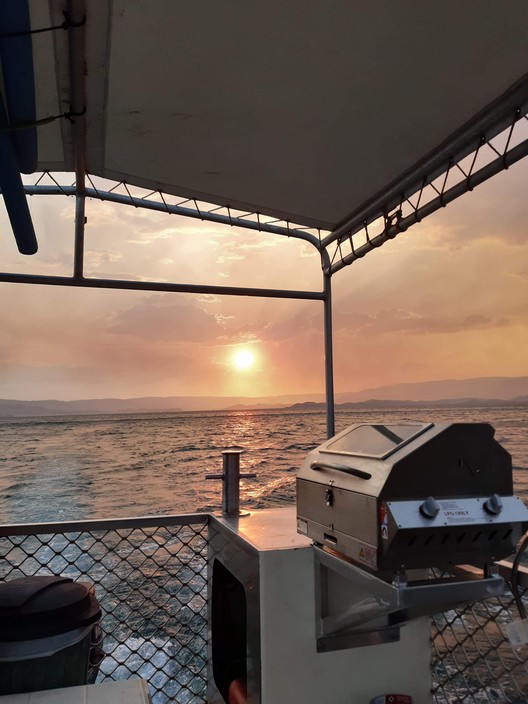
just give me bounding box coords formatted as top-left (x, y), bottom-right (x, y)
top-left (1, 405), bottom-right (527, 703)
top-left (1, 405), bottom-right (527, 524)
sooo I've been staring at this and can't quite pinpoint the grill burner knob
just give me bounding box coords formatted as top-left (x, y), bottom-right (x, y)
top-left (419, 496), bottom-right (440, 519)
top-left (484, 493), bottom-right (503, 515)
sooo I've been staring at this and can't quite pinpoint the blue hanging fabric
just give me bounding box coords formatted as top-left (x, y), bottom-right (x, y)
top-left (0, 0), bottom-right (38, 254)
top-left (0, 95), bottom-right (38, 254)
top-left (0, 0), bottom-right (38, 173)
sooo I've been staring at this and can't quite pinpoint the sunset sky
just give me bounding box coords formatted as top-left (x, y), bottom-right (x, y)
top-left (0, 157), bottom-right (527, 402)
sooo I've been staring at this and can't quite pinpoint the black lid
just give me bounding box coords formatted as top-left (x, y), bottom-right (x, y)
top-left (0, 576), bottom-right (101, 641)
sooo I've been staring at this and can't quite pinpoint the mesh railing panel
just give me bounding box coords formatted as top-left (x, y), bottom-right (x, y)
top-left (0, 517), bottom-right (209, 704)
top-left (4, 516), bottom-right (528, 703)
top-left (432, 578), bottom-right (528, 703)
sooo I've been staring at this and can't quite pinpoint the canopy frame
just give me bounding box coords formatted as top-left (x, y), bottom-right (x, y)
top-left (2, 0), bottom-right (528, 437)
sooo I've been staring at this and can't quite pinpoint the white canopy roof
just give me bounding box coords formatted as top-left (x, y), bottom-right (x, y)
top-left (26, 0), bottom-right (528, 230)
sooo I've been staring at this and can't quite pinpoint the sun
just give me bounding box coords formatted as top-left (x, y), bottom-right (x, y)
top-left (232, 348), bottom-right (255, 371)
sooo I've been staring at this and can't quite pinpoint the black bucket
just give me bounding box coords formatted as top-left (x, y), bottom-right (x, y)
top-left (0, 575), bottom-right (102, 695)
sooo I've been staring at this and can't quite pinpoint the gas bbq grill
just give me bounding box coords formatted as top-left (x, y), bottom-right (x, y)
top-left (296, 422), bottom-right (528, 649)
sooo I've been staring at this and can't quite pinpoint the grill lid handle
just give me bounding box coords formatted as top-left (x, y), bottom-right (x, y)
top-left (310, 461), bottom-right (372, 480)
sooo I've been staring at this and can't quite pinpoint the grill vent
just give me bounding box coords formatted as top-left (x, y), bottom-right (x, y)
top-left (402, 527), bottom-right (514, 549)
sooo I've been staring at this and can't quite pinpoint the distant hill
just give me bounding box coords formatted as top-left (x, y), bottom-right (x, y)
top-left (289, 397), bottom-right (528, 411)
top-left (335, 376), bottom-right (528, 403)
top-left (223, 403), bottom-right (288, 410)
top-left (0, 394), bottom-right (320, 417)
top-left (0, 376), bottom-right (526, 418)
top-left (0, 398), bottom-right (184, 417)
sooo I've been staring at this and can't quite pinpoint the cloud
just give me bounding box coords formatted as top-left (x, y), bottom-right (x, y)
top-left (333, 309), bottom-right (513, 336)
top-left (216, 253), bottom-right (245, 264)
top-left (196, 294), bottom-right (221, 304)
top-left (108, 295), bottom-right (226, 342)
top-left (0, 287), bottom-right (238, 399)
top-left (254, 306), bottom-right (515, 348)
top-left (260, 314), bottom-right (319, 342)
top-left (83, 271), bottom-right (145, 281)
top-left (216, 322), bottom-right (266, 344)
top-left (213, 236), bottom-right (285, 264)
top-left (86, 200), bottom-right (162, 228)
top-left (509, 269), bottom-right (528, 281)
top-left (421, 157), bottom-right (528, 247)
top-left (85, 249), bottom-right (122, 267)
top-left (237, 239), bottom-right (284, 251)
top-left (126, 227), bottom-right (180, 245)
top-left (1, 155), bottom-right (527, 402)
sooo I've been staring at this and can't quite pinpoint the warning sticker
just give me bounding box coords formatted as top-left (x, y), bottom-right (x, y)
top-left (357, 542), bottom-right (377, 569)
top-left (297, 518), bottom-right (308, 534)
top-left (442, 511), bottom-right (476, 524)
top-left (380, 501), bottom-right (389, 540)
top-left (440, 500), bottom-right (480, 525)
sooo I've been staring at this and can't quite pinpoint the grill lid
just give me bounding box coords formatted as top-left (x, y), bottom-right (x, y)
top-left (297, 422), bottom-right (528, 571)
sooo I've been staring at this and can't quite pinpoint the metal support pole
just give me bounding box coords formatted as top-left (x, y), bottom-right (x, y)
top-left (0, 272), bottom-right (325, 301)
top-left (67, 0), bottom-right (87, 279)
top-left (73, 193), bottom-right (86, 278)
top-left (323, 269), bottom-right (335, 439)
top-left (20, 185), bottom-right (322, 251)
top-left (205, 450), bottom-right (256, 516)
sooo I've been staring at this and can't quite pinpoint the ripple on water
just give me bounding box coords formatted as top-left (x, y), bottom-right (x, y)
top-left (0, 405), bottom-right (526, 522)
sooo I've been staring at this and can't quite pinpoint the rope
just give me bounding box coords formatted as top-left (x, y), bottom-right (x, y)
top-left (0, 108), bottom-right (86, 133)
top-left (0, 13), bottom-right (86, 39)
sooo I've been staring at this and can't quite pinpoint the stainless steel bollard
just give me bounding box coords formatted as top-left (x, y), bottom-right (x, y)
top-left (205, 450), bottom-right (256, 516)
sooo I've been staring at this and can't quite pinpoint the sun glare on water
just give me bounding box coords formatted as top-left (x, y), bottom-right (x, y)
top-left (232, 349), bottom-right (255, 371)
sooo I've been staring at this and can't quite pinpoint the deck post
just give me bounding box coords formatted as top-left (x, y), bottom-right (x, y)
top-left (205, 451), bottom-right (256, 515)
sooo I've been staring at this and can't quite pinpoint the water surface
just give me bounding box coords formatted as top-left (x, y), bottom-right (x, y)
top-left (0, 405), bottom-right (526, 523)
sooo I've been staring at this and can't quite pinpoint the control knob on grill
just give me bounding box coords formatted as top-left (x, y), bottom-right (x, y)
top-left (483, 493), bottom-right (503, 515)
top-left (419, 496), bottom-right (440, 519)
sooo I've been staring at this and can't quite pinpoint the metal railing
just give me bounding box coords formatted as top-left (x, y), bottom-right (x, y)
top-left (0, 515), bottom-right (209, 704)
top-left (2, 514), bottom-right (528, 702)
top-left (431, 563), bottom-right (528, 703)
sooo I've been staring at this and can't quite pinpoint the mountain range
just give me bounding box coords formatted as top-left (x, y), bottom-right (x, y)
top-left (0, 376), bottom-right (526, 417)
